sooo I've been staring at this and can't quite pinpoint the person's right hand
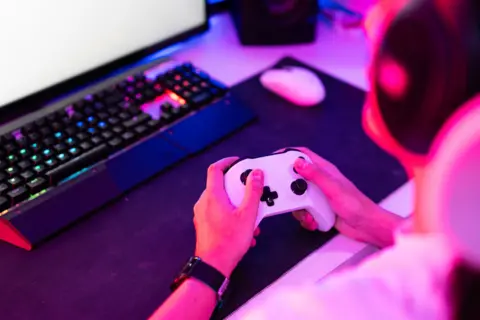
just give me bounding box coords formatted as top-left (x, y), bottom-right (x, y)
top-left (278, 147), bottom-right (403, 248)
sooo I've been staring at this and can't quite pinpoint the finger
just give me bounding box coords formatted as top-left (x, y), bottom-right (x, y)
top-left (293, 210), bottom-right (308, 222)
top-left (206, 157), bottom-right (239, 191)
top-left (239, 169), bottom-right (264, 219)
top-left (250, 238), bottom-right (257, 247)
top-left (301, 220), bottom-right (318, 231)
top-left (254, 227), bottom-right (261, 237)
top-left (294, 157), bottom-right (340, 199)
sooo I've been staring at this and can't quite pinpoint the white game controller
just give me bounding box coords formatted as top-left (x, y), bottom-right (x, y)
top-left (224, 148), bottom-right (336, 231)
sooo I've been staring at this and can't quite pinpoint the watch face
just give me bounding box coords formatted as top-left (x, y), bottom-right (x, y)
top-left (181, 256), bottom-right (201, 276)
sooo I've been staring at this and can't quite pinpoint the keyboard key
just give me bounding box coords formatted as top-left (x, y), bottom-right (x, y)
top-left (91, 136), bottom-right (103, 145)
top-left (98, 112), bottom-right (109, 120)
top-left (42, 148), bottom-right (54, 158)
top-left (16, 137), bottom-right (29, 148)
top-left (20, 171), bottom-right (35, 180)
top-left (57, 153), bottom-right (70, 162)
top-left (7, 154), bottom-right (17, 163)
top-left (76, 132), bottom-right (89, 141)
top-left (65, 126), bottom-right (77, 136)
top-left (84, 107), bottom-right (94, 116)
top-left (45, 158), bottom-right (58, 168)
top-left (108, 107), bottom-right (120, 115)
top-left (0, 160), bottom-right (6, 170)
top-left (123, 113), bottom-right (151, 129)
top-left (53, 143), bottom-right (67, 152)
top-left (108, 117), bottom-right (120, 125)
top-left (52, 122), bottom-right (63, 131)
top-left (86, 115), bottom-right (97, 124)
top-left (127, 106), bottom-right (141, 116)
top-left (46, 113), bottom-right (57, 122)
top-left (35, 118), bottom-right (47, 127)
top-left (191, 92), bottom-right (212, 106)
top-left (7, 186), bottom-right (29, 204)
top-left (87, 127), bottom-right (98, 135)
top-left (119, 112), bottom-right (130, 120)
top-left (76, 121), bottom-right (86, 129)
top-left (18, 148), bottom-right (30, 158)
top-left (18, 160), bottom-right (31, 170)
top-left (68, 147), bottom-right (82, 157)
top-left (134, 125), bottom-right (148, 136)
top-left (121, 131), bottom-right (135, 142)
top-left (80, 142), bottom-right (92, 151)
top-left (147, 119), bottom-right (162, 130)
top-left (5, 166), bottom-right (18, 176)
top-left (0, 196), bottom-right (9, 211)
top-left (0, 183), bottom-right (9, 195)
top-left (161, 102), bottom-right (173, 113)
top-left (4, 143), bottom-right (16, 153)
top-left (97, 121), bottom-right (108, 130)
top-left (0, 172), bottom-right (6, 182)
top-left (30, 154), bottom-right (42, 164)
top-left (112, 126), bottom-right (124, 134)
top-left (22, 123), bottom-right (36, 134)
top-left (101, 131), bottom-right (114, 140)
top-left (46, 144), bottom-right (110, 185)
top-left (65, 137), bottom-right (76, 146)
top-left (43, 137), bottom-right (55, 146)
top-left (33, 164), bottom-right (46, 174)
top-left (108, 137), bottom-right (123, 148)
top-left (40, 127), bottom-right (52, 136)
top-left (93, 102), bottom-right (105, 110)
top-left (31, 142), bottom-right (41, 151)
top-left (28, 132), bottom-right (41, 141)
top-left (71, 112), bottom-right (84, 121)
top-left (8, 177), bottom-right (23, 188)
top-left (104, 91), bottom-right (124, 106)
top-left (27, 177), bottom-right (48, 194)
top-left (54, 132), bottom-right (64, 140)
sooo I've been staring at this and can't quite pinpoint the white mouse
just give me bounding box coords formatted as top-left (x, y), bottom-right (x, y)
top-left (260, 66), bottom-right (326, 107)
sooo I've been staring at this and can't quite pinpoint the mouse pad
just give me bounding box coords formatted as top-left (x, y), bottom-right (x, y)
top-left (0, 57), bottom-right (407, 320)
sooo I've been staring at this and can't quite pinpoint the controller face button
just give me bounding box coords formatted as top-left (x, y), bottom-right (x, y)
top-left (291, 179), bottom-right (308, 195)
top-left (293, 157), bottom-right (305, 174)
top-left (240, 169), bottom-right (253, 185)
top-left (261, 186), bottom-right (279, 207)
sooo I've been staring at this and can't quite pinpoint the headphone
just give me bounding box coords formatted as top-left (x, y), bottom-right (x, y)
top-left (372, 0), bottom-right (480, 265)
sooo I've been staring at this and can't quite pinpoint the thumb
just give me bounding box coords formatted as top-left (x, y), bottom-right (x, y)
top-left (294, 158), bottom-right (340, 199)
top-left (239, 169), bottom-right (264, 217)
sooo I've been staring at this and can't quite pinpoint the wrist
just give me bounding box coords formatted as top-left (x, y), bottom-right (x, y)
top-left (364, 205), bottom-right (403, 248)
top-left (194, 250), bottom-right (237, 278)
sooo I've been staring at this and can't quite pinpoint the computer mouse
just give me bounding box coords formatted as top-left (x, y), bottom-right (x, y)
top-left (260, 66), bottom-right (326, 107)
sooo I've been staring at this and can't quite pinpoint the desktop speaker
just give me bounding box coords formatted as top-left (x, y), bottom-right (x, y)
top-left (230, 0), bottom-right (319, 45)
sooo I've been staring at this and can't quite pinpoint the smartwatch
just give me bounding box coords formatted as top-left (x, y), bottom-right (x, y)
top-left (171, 256), bottom-right (230, 304)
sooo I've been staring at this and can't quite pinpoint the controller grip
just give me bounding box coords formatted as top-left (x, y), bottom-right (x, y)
top-left (305, 206), bottom-right (336, 232)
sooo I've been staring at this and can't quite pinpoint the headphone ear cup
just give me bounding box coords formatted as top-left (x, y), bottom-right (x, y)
top-left (373, 0), bottom-right (463, 155)
top-left (419, 96), bottom-right (480, 267)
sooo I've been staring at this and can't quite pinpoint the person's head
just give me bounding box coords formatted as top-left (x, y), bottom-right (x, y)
top-left (363, 1), bottom-right (480, 319)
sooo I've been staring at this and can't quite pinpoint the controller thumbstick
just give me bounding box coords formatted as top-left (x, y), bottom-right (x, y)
top-left (240, 169), bottom-right (252, 185)
top-left (291, 179), bottom-right (308, 195)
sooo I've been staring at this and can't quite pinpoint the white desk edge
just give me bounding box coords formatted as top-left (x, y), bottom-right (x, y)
top-left (169, 13), bottom-right (414, 318)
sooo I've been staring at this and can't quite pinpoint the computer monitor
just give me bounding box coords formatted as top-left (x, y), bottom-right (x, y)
top-left (0, 0), bottom-right (207, 114)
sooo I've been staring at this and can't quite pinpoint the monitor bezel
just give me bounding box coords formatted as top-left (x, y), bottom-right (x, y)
top-left (0, 1), bottom-right (209, 125)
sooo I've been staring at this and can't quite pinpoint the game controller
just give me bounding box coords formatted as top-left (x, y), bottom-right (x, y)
top-left (224, 149), bottom-right (336, 231)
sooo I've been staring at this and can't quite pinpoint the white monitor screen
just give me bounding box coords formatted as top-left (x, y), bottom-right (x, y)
top-left (0, 0), bottom-right (206, 108)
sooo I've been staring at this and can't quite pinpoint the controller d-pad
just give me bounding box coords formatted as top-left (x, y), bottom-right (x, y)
top-left (240, 169), bottom-right (252, 185)
top-left (261, 186), bottom-right (278, 207)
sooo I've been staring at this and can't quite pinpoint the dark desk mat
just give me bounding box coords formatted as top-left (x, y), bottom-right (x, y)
top-left (0, 57), bottom-right (407, 320)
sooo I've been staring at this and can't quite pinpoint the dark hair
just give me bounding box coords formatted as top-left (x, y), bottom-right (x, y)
top-left (449, 260), bottom-right (480, 320)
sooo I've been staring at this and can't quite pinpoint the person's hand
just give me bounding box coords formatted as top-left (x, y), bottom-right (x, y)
top-left (193, 157), bottom-right (264, 277)
top-left (277, 147), bottom-right (403, 248)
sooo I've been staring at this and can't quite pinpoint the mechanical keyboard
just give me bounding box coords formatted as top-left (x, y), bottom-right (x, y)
top-left (0, 61), bottom-right (256, 250)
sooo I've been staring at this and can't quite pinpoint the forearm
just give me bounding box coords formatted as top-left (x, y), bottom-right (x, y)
top-left (149, 278), bottom-right (217, 320)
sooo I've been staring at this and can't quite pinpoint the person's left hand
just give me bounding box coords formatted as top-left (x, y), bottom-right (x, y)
top-left (194, 157), bottom-right (264, 277)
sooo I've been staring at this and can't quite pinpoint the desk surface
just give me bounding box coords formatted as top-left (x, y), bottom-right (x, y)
top-left (0, 13), bottom-right (414, 320)
top-left (169, 13), bottom-right (414, 318)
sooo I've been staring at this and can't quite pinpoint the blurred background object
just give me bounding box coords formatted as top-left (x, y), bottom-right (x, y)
top-left (208, 0), bottom-right (371, 44)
